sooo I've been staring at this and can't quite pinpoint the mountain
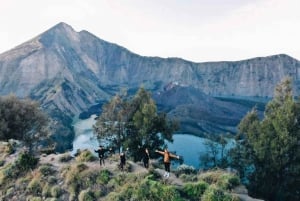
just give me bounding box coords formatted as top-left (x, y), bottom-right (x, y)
top-left (0, 22), bottom-right (299, 150)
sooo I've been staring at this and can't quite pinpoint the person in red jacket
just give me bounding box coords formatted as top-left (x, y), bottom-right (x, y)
top-left (155, 148), bottom-right (179, 178)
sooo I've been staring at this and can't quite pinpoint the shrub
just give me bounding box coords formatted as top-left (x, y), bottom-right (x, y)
top-left (0, 159), bottom-right (5, 167)
top-left (44, 198), bottom-right (58, 201)
top-left (76, 149), bottom-right (97, 162)
top-left (176, 164), bottom-right (197, 175)
top-left (58, 153), bottom-right (73, 162)
top-left (16, 152), bottom-right (38, 171)
top-left (42, 184), bottom-right (51, 198)
top-left (182, 181), bottom-right (209, 200)
top-left (179, 174), bottom-right (198, 182)
top-left (78, 189), bottom-right (95, 201)
top-left (97, 169), bottom-right (111, 184)
top-left (27, 178), bottom-right (42, 195)
top-left (201, 185), bottom-right (239, 201)
top-left (47, 176), bottom-right (57, 184)
top-left (27, 197), bottom-right (43, 201)
top-left (51, 185), bottom-right (62, 198)
top-left (39, 164), bottom-right (55, 176)
top-left (199, 169), bottom-right (240, 189)
top-left (216, 174), bottom-right (240, 190)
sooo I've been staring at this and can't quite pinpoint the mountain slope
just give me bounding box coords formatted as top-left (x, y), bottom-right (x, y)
top-left (0, 22), bottom-right (299, 150)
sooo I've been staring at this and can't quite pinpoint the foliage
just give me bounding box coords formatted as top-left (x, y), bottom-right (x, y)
top-left (16, 152), bottom-right (39, 172)
top-left (201, 185), bottom-right (239, 201)
top-left (230, 77), bottom-right (300, 200)
top-left (94, 87), bottom-right (179, 161)
top-left (97, 169), bottom-right (111, 184)
top-left (182, 181), bottom-right (209, 200)
top-left (39, 164), bottom-right (55, 176)
top-left (0, 95), bottom-right (50, 153)
top-left (78, 188), bottom-right (95, 201)
top-left (198, 170), bottom-right (240, 190)
top-left (27, 178), bottom-right (42, 196)
top-left (58, 153), bottom-right (73, 162)
top-left (200, 133), bottom-right (232, 169)
top-left (75, 149), bottom-right (97, 162)
top-left (51, 185), bottom-right (62, 198)
top-left (175, 164), bottom-right (197, 176)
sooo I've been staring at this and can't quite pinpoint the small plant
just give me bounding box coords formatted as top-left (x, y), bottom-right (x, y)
top-left (27, 196), bottom-right (43, 201)
top-left (39, 164), bottom-right (55, 176)
top-left (176, 164), bottom-right (197, 175)
top-left (51, 185), bottom-right (62, 198)
top-left (182, 181), bottom-right (209, 200)
top-left (97, 169), bottom-right (111, 184)
top-left (58, 153), bottom-right (73, 162)
top-left (216, 173), bottom-right (240, 190)
top-left (201, 185), bottom-right (239, 201)
top-left (27, 178), bottom-right (42, 195)
top-left (0, 159), bottom-right (5, 167)
top-left (16, 152), bottom-right (38, 171)
top-left (179, 173), bottom-right (198, 182)
top-left (76, 149), bottom-right (97, 162)
top-left (47, 176), bottom-right (57, 184)
top-left (78, 189), bottom-right (95, 201)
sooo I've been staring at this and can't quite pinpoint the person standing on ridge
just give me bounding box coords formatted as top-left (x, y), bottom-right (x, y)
top-left (143, 148), bottom-right (150, 168)
top-left (94, 145), bottom-right (108, 166)
top-left (119, 152), bottom-right (126, 171)
top-left (155, 148), bottom-right (179, 178)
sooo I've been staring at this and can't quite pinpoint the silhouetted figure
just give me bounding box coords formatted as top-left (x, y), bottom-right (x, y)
top-left (155, 149), bottom-right (179, 177)
top-left (94, 145), bottom-right (108, 166)
top-left (119, 152), bottom-right (126, 171)
top-left (143, 148), bottom-right (150, 168)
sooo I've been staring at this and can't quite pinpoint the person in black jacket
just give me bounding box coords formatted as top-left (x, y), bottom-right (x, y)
top-left (94, 145), bottom-right (108, 166)
top-left (119, 152), bottom-right (126, 171)
top-left (143, 148), bottom-right (150, 168)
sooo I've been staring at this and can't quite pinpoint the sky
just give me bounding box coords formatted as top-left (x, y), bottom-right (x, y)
top-left (0, 0), bottom-right (299, 62)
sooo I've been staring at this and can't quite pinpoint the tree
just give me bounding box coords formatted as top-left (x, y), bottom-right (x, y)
top-left (94, 87), bottom-right (179, 161)
top-left (231, 78), bottom-right (300, 201)
top-left (0, 95), bottom-right (50, 153)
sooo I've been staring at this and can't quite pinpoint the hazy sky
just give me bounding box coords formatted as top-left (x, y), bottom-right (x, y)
top-left (0, 0), bottom-right (299, 62)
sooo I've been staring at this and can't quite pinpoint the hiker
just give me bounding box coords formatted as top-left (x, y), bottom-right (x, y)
top-left (119, 152), bottom-right (126, 171)
top-left (155, 148), bottom-right (180, 178)
top-left (142, 148), bottom-right (150, 168)
top-left (94, 145), bottom-right (108, 166)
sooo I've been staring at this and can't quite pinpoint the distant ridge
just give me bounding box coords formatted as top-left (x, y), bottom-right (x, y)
top-left (0, 22), bottom-right (299, 151)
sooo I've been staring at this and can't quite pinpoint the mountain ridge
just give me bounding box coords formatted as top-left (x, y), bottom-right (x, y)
top-left (0, 22), bottom-right (299, 151)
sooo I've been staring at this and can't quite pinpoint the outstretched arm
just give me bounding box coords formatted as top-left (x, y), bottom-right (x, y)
top-left (155, 150), bottom-right (164, 155)
top-left (170, 153), bottom-right (180, 159)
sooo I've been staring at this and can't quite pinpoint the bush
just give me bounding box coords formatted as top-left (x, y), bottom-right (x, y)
top-left (51, 185), bottom-right (62, 198)
top-left (78, 189), bottom-right (95, 201)
top-left (47, 176), bottom-right (57, 184)
top-left (97, 169), bottom-right (111, 184)
top-left (16, 152), bottom-right (38, 171)
top-left (42, 184), bottom-right (51, 198)
top-left (0, 159), bottom-right (5, 167)
top-left (176, 164), bottom-right (197, 175)
top-left (182, 181), bottom-right (209, 200)
top-left (201, 185), bottom-right (239, 201)
top-left (179, 174), bottom-right (198, 182)
top-left (216, 174), bottom-right (240, 190)
top-left (199, 169), bottom-right (240, 188)
top-left (76, 149), bottom-right (97, 162)
top-left (27, 197), bottom-right (43, 201)
top-left (58, 153), bottom-right (73, 162)
top-left (27, 178), bottom-right (42, 195)
top-left (39, 164), bottom-right (55, 176)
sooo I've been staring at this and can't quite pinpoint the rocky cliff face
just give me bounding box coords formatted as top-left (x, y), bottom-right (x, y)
top-left (0, 22), bottom-right (299, 150)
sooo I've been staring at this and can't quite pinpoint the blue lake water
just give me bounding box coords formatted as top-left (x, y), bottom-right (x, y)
top-left (71, 115), bottom-right (233, 169)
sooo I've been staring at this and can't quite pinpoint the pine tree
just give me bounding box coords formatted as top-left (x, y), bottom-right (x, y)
top-left (232, 78), bottom-right (300, 200)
